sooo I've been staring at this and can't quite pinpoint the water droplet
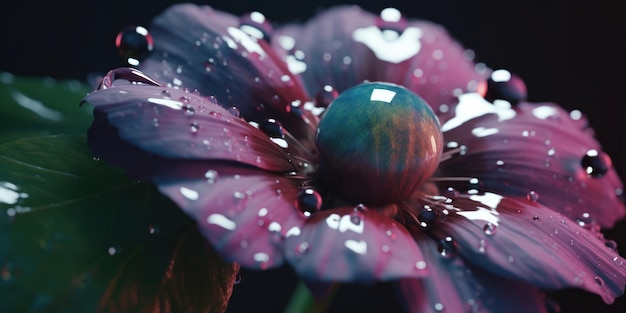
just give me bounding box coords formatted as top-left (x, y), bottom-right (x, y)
top-left (605, 239), bottom-right (619, 252)
top-left (484, 69), bottom-right (527, 105)
top-left (444, 187), bottom-right (459, 198)
top-left (183, 105), bottom-right (195, 117)
top-left (148, 224), bottom-right (160, 234)
top-left (260, 118), bottom-right (285, 138)
top-left (209, 111), bottom-right (222, 118)
top-left (581, 149), bottom-right (610, 178)
top-left (417, 205), bottom-right (437, 228)
top-left (433, 302), bottom-right (444, 312)
top-left (483, 223), bottom-right (497, 236)
top-left (107, 246), bottom-right (120, 256)
top-left (298, 242), bottom-right (310, 253)
top-left (227, 106), bottom-right (240, 117)
top-left (478, 239), bottom-right (487, 253)
top-left (526, 191), bottom-right (539, 202)
top-left (315, 85), bottom-right (338, 108)
top-left (239, 11), bottom-right (273, 41)
top-left (115, 25), bottom-right (154, 65)
top-left (295, 189), bottom-right (322, 214)
top-left (576, 212), bottom-right (594, 228)
top-left (187, 122), bottom-right (198, 133)
top-left (234, 275), bottom-right (242, 285)
top-left (594, 276), bottom-right (604, 286)
top-left (381, 245), bottom-right (390, 253)
top-left (437, 236), bottom-right (457, 259)
top-left (205, 169), bottom-right (218, 183)
top-left (415, 261), bottom-right (427, 270)
top-left (376, 7), bottom-right (407, 36)
top-left (532, 216), bottom-right (540, 221)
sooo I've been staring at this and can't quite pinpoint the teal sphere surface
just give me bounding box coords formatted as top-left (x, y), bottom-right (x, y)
top-left (315, 82), bottom-right (443, 205)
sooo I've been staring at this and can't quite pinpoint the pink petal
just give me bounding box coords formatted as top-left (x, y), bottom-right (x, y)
top-left (428, 193), bottom-right (626, 304)
top-left (156, 166), bottom-right (305, 270)
top-left (284, 206), bottom-right (428, 282)
top-left (436, 96), bottom-right (625, 227)
top-left (271, 6), bottom-right (485, 111)
top-left (398, 233), bottom-right (547, 313)
top-left (86, 79), bottom-right (295, 173)
top-left (138, 3), bottom-right (318, 147)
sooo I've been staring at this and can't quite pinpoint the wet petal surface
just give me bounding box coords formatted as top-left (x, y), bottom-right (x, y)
top-left (85, 77), bottom-right (295, 174)
top-left (156, 165), bottom-right (305, 270)
top-left (272, 6), bottom-right (485, 112)
top-left (398, 233), bottom-right (547, 313)
top-left (139, 4), bottom-right (318, 147)
top-left (426, 193), bottom-right (626, 304)
top-left (437, 94), bottom-right (625, 227)
top-left (284, 206), bottom-right (428, 282)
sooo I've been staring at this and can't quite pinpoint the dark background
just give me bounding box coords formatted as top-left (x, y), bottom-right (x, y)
top-left (0, 0), bottom-right (624, 312)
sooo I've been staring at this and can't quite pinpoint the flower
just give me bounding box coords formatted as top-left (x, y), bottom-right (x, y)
top-left (83, 3), bottom-right (626, 312)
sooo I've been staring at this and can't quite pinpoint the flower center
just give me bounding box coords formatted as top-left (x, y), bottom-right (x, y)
top-left (315, 82), bottom-right (443, 206)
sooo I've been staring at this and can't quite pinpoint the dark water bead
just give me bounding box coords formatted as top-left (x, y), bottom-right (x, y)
top-left (239, 11), bottom-right (272, 41)
top-left (315, 85), bottom-right (338, 108)
top-left (296, 189), bottom-right (322, 214)
top-left (115, 26), bottom-right (154, 65)
top-left (484, 69), bottom-right (527, 105)
top-left (260, 119), bottom-right (285, 139)
top-left (375, 7), bottom-right (407, 34)
top-left (581, 149), bottom-right (610, 178)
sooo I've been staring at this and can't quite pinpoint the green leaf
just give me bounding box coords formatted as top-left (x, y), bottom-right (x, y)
top-left (0, 72), bottom-right (93, 142)
top-left (0, 135), bottom-right (238, 312)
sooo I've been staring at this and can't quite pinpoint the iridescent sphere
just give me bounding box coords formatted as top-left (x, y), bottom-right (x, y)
top-left (315, 82), bottom-right (443, 205)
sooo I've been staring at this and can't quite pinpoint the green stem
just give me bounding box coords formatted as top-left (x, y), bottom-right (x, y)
top-left (283, 281), bottom-right (338, 313)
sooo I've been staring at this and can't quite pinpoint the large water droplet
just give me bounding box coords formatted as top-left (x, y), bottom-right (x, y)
top-left (526, 191), bottom-right (539, 202)
top-left (295, 189), bottom-right (322, 215)
top-left (484, 69), bottom-right (527, 105)
top-left (376, 7), bottom-right (407, 36)
top-left (260, 118), bottom-right (285, 138)
top-left (483, 223), bottom-right (497, 236)
top-left (115, 26), bottom-right (154, 65)
top-left (417, 205), bottom-right (437, 228)
top-left (239, 11), bottom-right (273, 41)
top-left (437, 236), bottom-right (457, 259)
top-left (315, 85), bottom-right (338, 108)
top-left (581, 149), bottom-right (610, 178)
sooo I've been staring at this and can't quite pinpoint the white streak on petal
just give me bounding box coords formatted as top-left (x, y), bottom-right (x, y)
top-left (179, 186), bottom-right (199, 200)
top-left (207, 213), bottom-right (236, 230)
top-left (344, 239), bottom-right (367, 255)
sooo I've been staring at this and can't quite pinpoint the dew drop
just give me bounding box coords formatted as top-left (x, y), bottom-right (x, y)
top-left (234, 275), bottom-right (242, 285)
top-left (295, 189), bottom-right (322, 214)
top-left (437, 236), bottom-right (457, 259)
top-left (433, 302), bottom-right (444, 312)
top-left (484, 69), bottom-right (527, 105)
top-left (417, 205), bottom-right (437, 228)
top-left (161, 90), bottom-right (171, 97)
top-left (209, 111), bottom-right (222, 118)
top-left (581, 149), bottom-right (610, 178)
top-left (260, 118), bottom-right (285, 138)
top-left (605, 239), bottom-right (619, 252)
top-left (205, 169), bottom-right (218, 183)
top-left (115, 25), bottom-right (154, 65)
top-left (107, 246), bottom-right (120, 256)
top-left (183, 105), bottom-right (195, 117)
top-left (148, 224), bottom-right (160, 235)
top-left (594, 276), bottom-right (604, 286)
top-left (190, 122), bottom-right (199, 133)
top-left (298, 242), bottom-right (310, 253)
top-left (315, 85), bottom-right (338, 108)
top-left (532, 216), bottom-right (540, 221)
top-left (526, 191), bottom-right (539, 202)
top-left (444, 187), bottom-right (459, 199)
top-left (227, 106), bottom-right (240, 117)
top-left (239, 11), bottom-right (273, 41)
top-left (483, 223), bottom-right (497, 236)
top-left (376, 7), bottom-right (407, 35)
